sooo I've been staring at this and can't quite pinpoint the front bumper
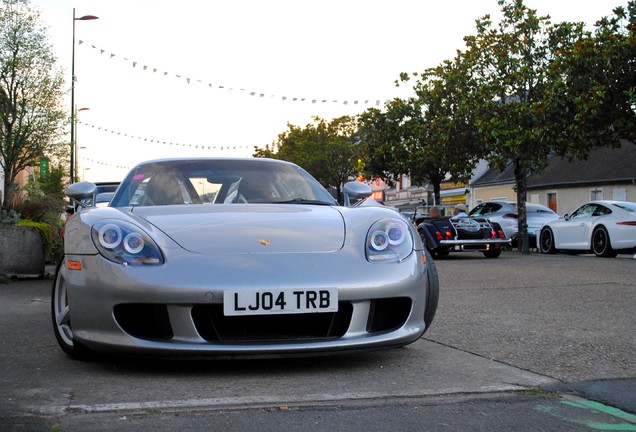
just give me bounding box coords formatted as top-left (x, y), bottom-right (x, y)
top-left (62, 249), bottom-right (431, 357)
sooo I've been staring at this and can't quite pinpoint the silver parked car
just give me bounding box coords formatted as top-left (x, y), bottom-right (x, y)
top-left (468, 201), bottom-right (559, 247)
top-left (53, 158), bottom-right (439, 359)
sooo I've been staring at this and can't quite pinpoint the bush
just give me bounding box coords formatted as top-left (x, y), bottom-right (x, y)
top-left (17, 218), bottom-right (64, 264)
top-left (14, 193), bottom-right (64, 223)
top-left (0, 209), bottom-right (20, 224)
top-left (12, 192), bottom-right (66, 264)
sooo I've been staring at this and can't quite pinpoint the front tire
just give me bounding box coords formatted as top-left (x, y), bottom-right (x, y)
top-left (51, 258), bottom-right (93, 359)
top-left (592, 226), bottom-right (617, 258)
top-left (422, 249), bottom-right (439, 334)
top-left (539, 227), bottom-right (557, 254)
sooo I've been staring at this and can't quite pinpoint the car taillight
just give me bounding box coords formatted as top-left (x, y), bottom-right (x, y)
top-left (490, 231), bottom-right (497, 239)
top-left (503, 213), bottom-right (518, 219)
top-left (616, 221), bottom-right (636, 226)
top-left (498, 230), bottom-right (505, 239)
top-left (445, 231), bottom-right (453, 239)
top-left (436, 231), bottom-right (443, 241)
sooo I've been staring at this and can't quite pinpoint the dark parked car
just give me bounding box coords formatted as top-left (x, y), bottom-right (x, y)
top-left (416, 211), bottom-right (510, 258)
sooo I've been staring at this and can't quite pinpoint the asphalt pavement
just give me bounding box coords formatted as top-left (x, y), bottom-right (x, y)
top-left (0, 251), bottom-right (634, 431)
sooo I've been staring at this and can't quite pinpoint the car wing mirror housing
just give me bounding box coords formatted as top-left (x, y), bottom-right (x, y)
top-left (343, 181), bottom-right (373, 207)
top-left (65, 181), bottom-right (98, 209)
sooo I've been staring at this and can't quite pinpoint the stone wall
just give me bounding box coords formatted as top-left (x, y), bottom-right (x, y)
top-left (0, 225), bottom-right (45, 276)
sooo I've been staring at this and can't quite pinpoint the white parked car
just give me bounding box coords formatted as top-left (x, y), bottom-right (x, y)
top-left (539, 200), bottom-right (636, 257)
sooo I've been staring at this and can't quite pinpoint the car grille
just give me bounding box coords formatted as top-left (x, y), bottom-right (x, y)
top-left (113, 298), bottom-right (412, 343)
top-left (191, 303), bottom-right (353, 342)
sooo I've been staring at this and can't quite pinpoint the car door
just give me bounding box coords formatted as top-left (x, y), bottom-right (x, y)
top-left (556, 204), bottom-right (596, 249)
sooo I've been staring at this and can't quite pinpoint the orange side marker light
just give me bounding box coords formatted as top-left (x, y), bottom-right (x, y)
top-left (67, 260), bottom-right (83, 271)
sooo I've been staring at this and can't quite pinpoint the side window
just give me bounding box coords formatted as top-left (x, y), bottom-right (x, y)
top-left (570, 204), bottom-right (595, 219)
top-left (481, 203), bottom-right (501, 215)
top-left (593, 205), bottom-right (612, 217)
top-left (470, 204), bottom-right (487, 216)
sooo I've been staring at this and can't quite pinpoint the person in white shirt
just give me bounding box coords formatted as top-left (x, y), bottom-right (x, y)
top-left (452, 204), bottom-right (468, 218)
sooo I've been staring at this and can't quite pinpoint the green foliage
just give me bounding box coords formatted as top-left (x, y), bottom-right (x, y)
top-left (18, 218), bottom-right (52, 253)
top-left (254, 116), bottom-right (360, 201)
top-left (358, 51), bottom-right (484, 204)
top-left (12, 172), bottom-right (65, 262)
top-left (0, 208), bottom-right (19, 224)
top-left (545, 2), bottom-right (636, 148)
top-left (357, 101), bottom-right (414, 186)
top-left (1, 0), bottom-right (67, 208)
top-left (17, 218), bottom-right (63, 263)
top-left (22, 162), bottom-right (66, 202)
top-left (357, 0), bottom-right (633, 252)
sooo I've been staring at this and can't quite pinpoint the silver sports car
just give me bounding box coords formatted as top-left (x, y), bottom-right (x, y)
top-left (53, 158), bottom-right (439, 359)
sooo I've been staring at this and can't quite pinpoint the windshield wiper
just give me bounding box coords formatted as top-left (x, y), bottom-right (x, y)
top-left (274, 198), bottom-right (334, 205)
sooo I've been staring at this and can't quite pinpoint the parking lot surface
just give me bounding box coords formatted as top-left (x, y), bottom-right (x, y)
top-left (1, 251), bottom-right (634, 431)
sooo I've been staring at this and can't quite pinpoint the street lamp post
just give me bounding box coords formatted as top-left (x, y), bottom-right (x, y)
top-left (74, 106), bottom-right (90, 181)
top-left (70, 8), bottom-right (98, 183)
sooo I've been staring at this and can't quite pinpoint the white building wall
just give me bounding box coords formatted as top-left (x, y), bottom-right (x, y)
top-left (529, 184), bottom-right (636, 216)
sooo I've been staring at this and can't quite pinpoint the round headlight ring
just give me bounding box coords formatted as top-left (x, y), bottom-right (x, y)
top-left (386, 222), bottom-right (406, 245)
top-left (123, 232), bottom-right (145, 254)
top-left (370, 230), bottom-right (389, 251)
top-left (98, 224), bottom-right (123, 249)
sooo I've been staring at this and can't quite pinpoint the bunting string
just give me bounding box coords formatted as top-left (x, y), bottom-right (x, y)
top-left (79, 156), bottom-right (131, 171)
top-left (78, 120), bottom-right (252, 152)
top-left (78, 40), bottom-right (387, 107)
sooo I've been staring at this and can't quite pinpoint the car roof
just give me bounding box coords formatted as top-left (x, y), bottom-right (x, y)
top-left (134, 157), bottom-right (293, 166)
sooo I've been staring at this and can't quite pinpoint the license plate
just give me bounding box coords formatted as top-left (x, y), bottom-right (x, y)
top-left (223, 288), bottom-right (338, 316)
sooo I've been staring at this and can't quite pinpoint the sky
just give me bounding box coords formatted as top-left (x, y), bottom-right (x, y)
top-left (31, 0), bottom-right (625, 182)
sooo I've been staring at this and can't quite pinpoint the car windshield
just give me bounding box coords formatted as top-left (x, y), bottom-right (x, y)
top-left (110, 159), bottom-right (338, 207)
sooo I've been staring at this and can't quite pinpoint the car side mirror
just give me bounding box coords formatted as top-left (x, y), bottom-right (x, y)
top-left (65, 181), bottom-right (97, 208)
top-left (563, 213), bottom-right (570, 221)
top-left (343, 181), bottom-right (372, 207)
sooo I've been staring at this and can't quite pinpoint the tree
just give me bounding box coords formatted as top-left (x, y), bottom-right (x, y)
top-left (253, 116), bottom-right (360, 202)
top-left (358, 98), bottom-right (457, 203)
top-left (408, 50), bottom-right (487, 204)
top-left (461, 0), bottom-right (575, 252)
top-left (545, 2), bottom-right (636, 148)
top-left (358, 54), bottom-right (483, 205)
top-left (462, 0), bottom-right (635, 252)
top-left (0, 0), bottom-right (66, 209)
top-left (357, 99), bottom-right (415, 187)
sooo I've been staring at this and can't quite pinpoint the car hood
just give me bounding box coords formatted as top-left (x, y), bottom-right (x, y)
top-left (131, 204), bottom-right (345, 254)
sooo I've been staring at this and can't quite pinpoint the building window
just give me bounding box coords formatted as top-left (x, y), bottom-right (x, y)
top-left (590, 188), bottom-right (603, 201)
top-left (547, 193), bottom-right (557, 213)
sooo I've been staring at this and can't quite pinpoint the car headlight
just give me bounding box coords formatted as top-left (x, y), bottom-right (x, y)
top-left (366, 218), bottom-right (413, 263)
top-left (91, 220), bottom-right (163, 266)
